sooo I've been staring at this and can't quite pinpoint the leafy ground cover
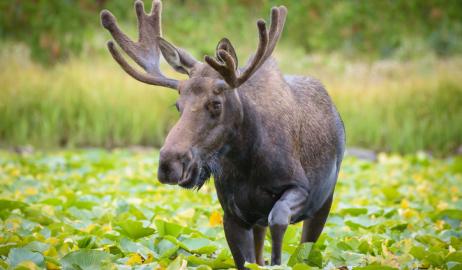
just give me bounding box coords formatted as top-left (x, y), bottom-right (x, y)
top-left (0, 149), bottom-right (461, 269)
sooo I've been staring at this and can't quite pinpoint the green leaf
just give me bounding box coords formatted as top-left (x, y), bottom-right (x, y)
top-left (447, 251), bottom-right (462, 263)
top-left (353, 265), bottom-right (398, 270)
top-left (288, 243), bottom-right (322, 267)
top-left (77, 236), bottom-right (96, 249)
top-left (180, 238), bottom-right (217, 254)
top-left (155, 220), bottom-right (184, 238)
top-left (6, 248), bottom-right (45, 268)
top-left (115, 220), bottom-right (155, 240)
top-left (415, 235), bottom-right (447, 248)
top-left (157, 239), bottom-right (179, 258)
top-left (187, 254), bottom-right (235, 269)
top-left (410, 246), bottom-right (427, 260)
top-left (60, 249), bottom-right (113, 270)
top-left (438, 209), bottom-right (462, 220)
top-left (0, 243), bottom-right (17, 256)
top-left (345, 216), bottom-right (378, 229)
top-left (0, 200), bottom-right (28, 211)
top-left (339, 207), bottom-right (368, 216)
top-left (293, 263), bottom-right (313, 270)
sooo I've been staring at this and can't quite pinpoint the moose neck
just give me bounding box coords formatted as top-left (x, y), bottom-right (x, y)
top-left (217, 88), bottom-right (260, 172)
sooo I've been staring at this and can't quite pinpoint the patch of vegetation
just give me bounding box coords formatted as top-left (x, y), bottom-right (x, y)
top-left (0, 150), bottom-right (461, 269)
top-left (1, 0), bottom-right (461, 63)
top-left (1, 48), bottom-right (461, 155)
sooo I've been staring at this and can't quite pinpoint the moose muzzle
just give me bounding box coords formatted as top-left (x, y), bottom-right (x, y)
top-left (158, 147), bottom-right (202, 188)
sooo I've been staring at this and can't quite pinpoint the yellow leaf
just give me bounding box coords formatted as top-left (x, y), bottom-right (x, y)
top-left (435, 220), bottom-right (445, 230)
top-left (46, 237), bottom-right (59, 245)
top-left (102, 224), bottom-right (112, 232)
top-left (126, 253), bottom-right (144, 266)
top-left (46, 261), bottom-right (60, 270)
top-left (83, 223), bottom-right (97, 233)
top-left (17, 261), bottom-right (38, 270)
top-left (24, 187), bottom-right (38, 195)
top-left (145, 253), bottom-right (154, 263)
top-left (209, 211), bottom-right (223, 226)
top-left (44, 247), bottom-right (58, 257)
top-left (400, 209), bottom-right (416, 219)
top-left (400, 199), bottom-right (409, 209)
top-left (11, 169), bottom-right (20, 177)
top-left (437, 201), bottom-right (448, 211)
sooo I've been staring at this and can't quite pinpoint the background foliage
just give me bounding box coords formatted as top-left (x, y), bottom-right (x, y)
top-left (0, 150), bottom-right (461, 269)
top-left (1, 0), bottom-right (462, 154)
top-left (2, 0), bottom-right (462, 63)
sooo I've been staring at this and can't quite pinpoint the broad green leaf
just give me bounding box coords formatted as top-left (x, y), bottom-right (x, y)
top-left (24, 241), bottom-right (49, 253)
top-left (292, 263), bottom-right (313, 270)
top-left (6, 248), bottom-right (45, 268)
top-left (186, 254), bottom-right (235, 269)
top-left (60, 249), bottom-right (113, 270)
top-left (345, 216), bottom-right (378, 229)
top-left (0, 200), bottom-right (28, 211)
top-left (288, 243), bottom-right (322, 267)
top-left (353, 266), bottom-right (398, 270)
top-left (339, 208), bottom-right (368, 216)
top-left (415, 235), bottom-right (447, 248)
top-left (77, 236), bottom-right (96, 249)
top-left (115, 220), bottom-right (155, 240)
top-left (447, 251), bottom-right (462, 263)
top-left (155, 220), bottom-right (184, 238)
top-left (0, 243), bottom-right (17, 256)
top-left (410, 246), bottom-right (427, 260)
top-left (157, 239), bottom-right (179, 258)
top-left (438, 209), bottom-right (462, 220)
top-left (179, 238), bottom-right (217, 254)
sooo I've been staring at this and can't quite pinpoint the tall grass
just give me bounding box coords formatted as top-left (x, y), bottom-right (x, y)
top-left (1, 45), bottom-right (461, 155)
top-left (0, 45), bottom-right (180, 148)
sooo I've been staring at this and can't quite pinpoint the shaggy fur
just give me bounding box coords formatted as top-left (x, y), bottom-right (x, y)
top-left (101, 1), bottom-right (345, 268)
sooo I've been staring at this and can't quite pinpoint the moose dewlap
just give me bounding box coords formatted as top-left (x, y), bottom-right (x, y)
top-left (101, 1), bottom-right (345, 269)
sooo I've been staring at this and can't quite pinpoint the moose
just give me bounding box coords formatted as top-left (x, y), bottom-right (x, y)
top-left (101, 1), bottom-right (345, 268)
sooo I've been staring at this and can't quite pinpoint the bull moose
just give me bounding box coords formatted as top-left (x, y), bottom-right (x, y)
top-left (101, 1), bottom-right (345, 268)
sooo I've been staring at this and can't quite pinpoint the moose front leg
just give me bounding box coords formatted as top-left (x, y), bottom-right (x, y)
top-left (223, 214), bottom-right (256, 270)
top-left (268, 188), bottom-right (308, 265)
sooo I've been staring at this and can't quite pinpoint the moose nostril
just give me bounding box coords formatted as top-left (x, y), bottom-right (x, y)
top-left (159, 162), bottom-right (170, 175)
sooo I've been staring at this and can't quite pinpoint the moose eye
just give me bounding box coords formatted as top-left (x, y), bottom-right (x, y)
top-left (206, 100), bottom-right (222, 117)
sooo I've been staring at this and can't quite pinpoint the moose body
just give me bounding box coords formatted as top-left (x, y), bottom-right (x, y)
top-left (101, 1), bottom-right (345, 268)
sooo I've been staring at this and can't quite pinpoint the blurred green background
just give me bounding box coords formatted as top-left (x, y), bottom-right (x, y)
top-left (1, 0), bottom-right (461, 155)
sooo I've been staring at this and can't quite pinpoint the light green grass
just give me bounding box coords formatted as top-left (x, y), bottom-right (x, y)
top-left (1, 45), bottom-right (462, 155)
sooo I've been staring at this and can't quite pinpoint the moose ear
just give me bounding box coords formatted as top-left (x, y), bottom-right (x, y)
top-left (158, 37), bottom-right (197, 75)
top-left (216, 38), bottom-right (238, 69)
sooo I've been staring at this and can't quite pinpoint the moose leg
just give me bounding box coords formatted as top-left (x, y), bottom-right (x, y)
top-left (301, 192), bottom-right (333, 243)
top-left (268, 188), bottom-right (308, 265)
top-left (223, 215), bottom-right (255, 270)
top-left (253, 225), bottom-right (266, 265)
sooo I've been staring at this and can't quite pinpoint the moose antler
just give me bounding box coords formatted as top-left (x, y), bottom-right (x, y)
top-left (205, 6), bottom-right (287, 88)
top-left (100, 0), bottom-right (179, 89)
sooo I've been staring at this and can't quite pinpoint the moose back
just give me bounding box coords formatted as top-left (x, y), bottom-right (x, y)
top-left (101, 1), bottom-right (345, 268)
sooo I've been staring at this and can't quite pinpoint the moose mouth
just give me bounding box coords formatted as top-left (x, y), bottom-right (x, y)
top-left (158, 148), bottom-right (220, 189)
top-left (178, 162), bottom-right (211, 189)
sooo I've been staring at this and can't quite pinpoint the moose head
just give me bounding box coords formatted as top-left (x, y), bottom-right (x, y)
top-left (101, 0), bottom-right (286, 189)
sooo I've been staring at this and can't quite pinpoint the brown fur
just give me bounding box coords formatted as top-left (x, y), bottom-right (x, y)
top-left (101, 2), bottom-right (345, 268)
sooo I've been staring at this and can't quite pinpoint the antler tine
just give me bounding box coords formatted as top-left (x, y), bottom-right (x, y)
top-left (205, 6), bottom-right (287, 89)
top-left (234, 19), bottom-right (269, 86)
top-left (263, 6), bottom-right (287, 60)
top-left (101, 0), bottom-right (179, 89)
top-left (107, 41), bottom-right (178, 88)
